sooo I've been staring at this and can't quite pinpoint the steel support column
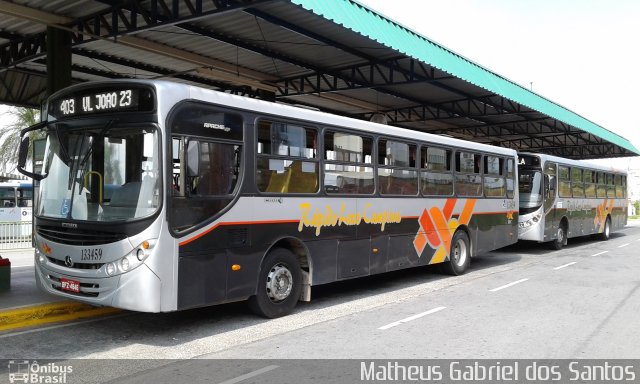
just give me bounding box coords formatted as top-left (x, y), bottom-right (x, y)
top-left (46, 27), bottom-right (71, 95)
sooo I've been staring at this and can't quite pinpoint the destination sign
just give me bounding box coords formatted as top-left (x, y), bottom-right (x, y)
top-left (518, 155), bottom-right (540, 167)
top-left (50, 86), bottom-right (154, 118)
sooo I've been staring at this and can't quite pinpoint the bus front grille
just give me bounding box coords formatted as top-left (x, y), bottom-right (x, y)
top-left (37, 226), bottom-right (127, 246)
top-left (46, 257), bottom-right (104, 270)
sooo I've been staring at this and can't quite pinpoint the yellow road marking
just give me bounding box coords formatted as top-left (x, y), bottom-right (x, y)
top-left (0, 301), bottom-right (122, 332)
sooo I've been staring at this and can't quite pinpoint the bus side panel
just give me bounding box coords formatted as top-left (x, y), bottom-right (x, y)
top-left (305, 239), bottom-right (338, 285)
top-left (177, 250), bottom-right (227, 310)
top-left (544, 208), bottom-right (557, 241)
top-left (369, 234), bottom-right (389, 274)
top-left (337, 239), bottom-right (370, 278)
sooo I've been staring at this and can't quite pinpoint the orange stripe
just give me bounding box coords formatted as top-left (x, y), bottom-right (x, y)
top-left (430, 207), bottom-right (451, 254)
top-left (179, 219), bottom-right (299, 246)
top-left (459, 199), bottom-right (477, 225)
top-left (471, 210), bottom-right (517, 216)
top-left (443, 198), bottom-right (457, 221)
top-left (420, 209), bottom-right (441, 248)
top-left (413, 232), bottom-right (428, 255)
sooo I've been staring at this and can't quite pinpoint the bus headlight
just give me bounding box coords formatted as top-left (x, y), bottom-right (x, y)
top-left (103, 239), bottom-right (156, 276)
top-left (120, 257), bottom-right (130, 271)
top-left (518, 213), bottom-right (542, 230)
top-left (35, 248), bottom-right (46, 265)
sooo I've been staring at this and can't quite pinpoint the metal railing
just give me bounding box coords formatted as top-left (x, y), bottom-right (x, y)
top-left (0, 222), bottom-right (33, 249)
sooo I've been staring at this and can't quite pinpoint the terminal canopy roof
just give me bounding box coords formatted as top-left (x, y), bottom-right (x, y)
top-left (0, 0), bottom-right (637, 159)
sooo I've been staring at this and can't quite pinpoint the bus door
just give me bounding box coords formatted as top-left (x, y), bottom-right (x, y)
top-left (543, 162), bottom-right (558, 238)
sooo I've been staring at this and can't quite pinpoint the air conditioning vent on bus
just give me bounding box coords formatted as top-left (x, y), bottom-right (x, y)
top-left (37, 226), bottom-right (127, 246)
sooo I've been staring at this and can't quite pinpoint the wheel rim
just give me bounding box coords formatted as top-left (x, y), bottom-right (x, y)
top-left (605, 221), bottom-right (610, 237)
top-left (452, 238), bottom-right (467, 267)
top-left (557, 227), bottom-right (564, 244)
top-left (266, 263), bottom-right (293, 302)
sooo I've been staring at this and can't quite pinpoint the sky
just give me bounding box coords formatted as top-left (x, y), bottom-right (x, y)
top-left (357, 0), bottom-right (640, 168)
top-left (1, 0), bottom-right (639, 168)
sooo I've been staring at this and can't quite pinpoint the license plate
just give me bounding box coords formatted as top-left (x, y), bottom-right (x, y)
top-left (60, 278), bottom-right (81, 293)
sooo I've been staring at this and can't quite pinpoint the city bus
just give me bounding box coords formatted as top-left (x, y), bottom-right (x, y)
top-left (18, 80), bottom-right (518, 318)
top-left (0, 182), bottom-right (33, 222)
top-left (518, 153), bottom-right (627, 249)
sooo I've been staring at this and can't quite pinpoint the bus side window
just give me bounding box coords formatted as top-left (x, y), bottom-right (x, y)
top-left (596, 172), bottom-right (606, 198)
top-left (483, 155), bottom-right (505, 197)
top-left (455, 151), bottom-right (482, 197)
top-left (324, 131), bottom-right (374, 195)
top-left (168, 104), bottom-right (243, 232)
top-left (378, 139), bottom-right (418, 196)
top-left (606, 173), bottom-right (616, 198)
top-left (558, 166), bottom-right (571, 197)
top-left (571, 168), bottom-right (584, 197)
top-left (506, 158), bottom-right (515, 198)
top-left (421, 146), bottom-right (453, 196)
top-left (256, 120), bottom-right (319, 194)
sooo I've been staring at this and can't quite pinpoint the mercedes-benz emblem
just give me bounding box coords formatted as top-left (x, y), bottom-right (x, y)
top-left (64, 256), bottom-right (74, 268)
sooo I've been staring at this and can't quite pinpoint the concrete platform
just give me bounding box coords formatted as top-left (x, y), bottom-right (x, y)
top-left (0, 248), bottom-right (120, 333)
top-left (0, 248), bottom-right (65, 310)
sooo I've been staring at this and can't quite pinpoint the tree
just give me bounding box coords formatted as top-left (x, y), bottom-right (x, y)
top-left (0, 106), bottom-right (40, 173)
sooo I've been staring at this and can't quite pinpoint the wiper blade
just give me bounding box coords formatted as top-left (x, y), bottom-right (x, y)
top-left (78, 119), bottom-right (117, 170)
top-left (53, 123), bottom-right (71, 164)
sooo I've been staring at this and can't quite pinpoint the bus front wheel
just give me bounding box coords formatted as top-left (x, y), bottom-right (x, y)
top-left (248, 248), bottom-right (302, 318)
top-left (441, 231), bottom-right (470, 276)
top-left (599, 217), bottom-right (611, 241)
top-left (551, 225), bottom-right (566, 250)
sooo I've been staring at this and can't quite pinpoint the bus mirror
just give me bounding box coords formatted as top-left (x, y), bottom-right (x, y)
top-left (18, 137), bottom-right (29, 169)
top-left (17, 136), bottom-right (45, 181)
top-left (186, 140), bottom-right (200, 177)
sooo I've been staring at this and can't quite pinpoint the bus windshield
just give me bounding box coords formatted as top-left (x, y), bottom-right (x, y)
top-left (518, 168), bottom-right (543, 210)
top-left (37, 124), bottom-right (160, 222)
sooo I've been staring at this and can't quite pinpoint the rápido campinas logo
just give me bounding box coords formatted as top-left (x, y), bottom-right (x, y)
top-left (7, 360), bottom-right (72, 383)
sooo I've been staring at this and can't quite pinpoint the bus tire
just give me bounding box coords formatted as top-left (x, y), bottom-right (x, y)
top-left (248, 248), bottom-right (302, 318)
top-left (599, 216), bottom-right (611, 241)
top-left (441, 230), bottom-right (470, 276)
top-left (550, 225), bottom-right (566, 250)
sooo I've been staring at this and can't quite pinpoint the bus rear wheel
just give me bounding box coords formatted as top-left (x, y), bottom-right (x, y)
top-left (599, 217), bottom-right (611, 241)
top-left (441, 231), bottom-right (470, 276)
top-left (248, 248), bottom-right (302, 318)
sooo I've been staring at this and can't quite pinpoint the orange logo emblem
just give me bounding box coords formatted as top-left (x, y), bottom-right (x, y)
top-left (594, 199), bottom-right (614, 232)
top-left (413, 198), bottom-right (476, 264)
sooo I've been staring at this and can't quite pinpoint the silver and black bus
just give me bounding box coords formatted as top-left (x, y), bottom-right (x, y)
top-left (518, 153), bottom-right (627, 249)
top-left (19, 80), bottom-right (518, 317)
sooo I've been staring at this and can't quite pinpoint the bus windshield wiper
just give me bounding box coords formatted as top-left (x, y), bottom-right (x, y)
top-left (52, 123), bottom-right (71, 164)
top-left (76, 120), bottom-right (117, 197)
top-left (78, 119), bottom-right (116, 172)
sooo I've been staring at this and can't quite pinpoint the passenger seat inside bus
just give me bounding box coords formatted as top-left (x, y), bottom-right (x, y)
top-left (265, 168), bottom-right (292, 193)
top-left (287, 161), bottom-right (318, 193)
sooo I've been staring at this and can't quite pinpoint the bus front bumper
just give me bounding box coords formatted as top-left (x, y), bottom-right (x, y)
top-left (35, 260), bottom-right (162, 312)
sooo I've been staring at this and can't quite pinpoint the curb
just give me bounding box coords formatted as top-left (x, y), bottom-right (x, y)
top-left (0, 301), bottom-right (122, 332)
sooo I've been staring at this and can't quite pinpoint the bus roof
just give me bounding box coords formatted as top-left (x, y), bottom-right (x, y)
top-left (520, 152), bottom-right (627, 174)
top-left (50, 80), bottom-right (517, 158)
